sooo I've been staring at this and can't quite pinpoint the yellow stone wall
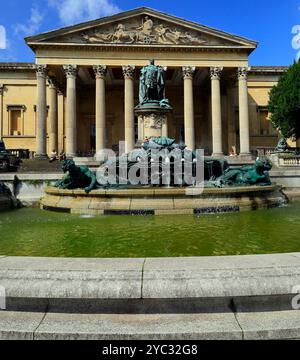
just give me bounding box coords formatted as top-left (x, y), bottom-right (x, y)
top-left (0, 70), bottom-right (56, 153)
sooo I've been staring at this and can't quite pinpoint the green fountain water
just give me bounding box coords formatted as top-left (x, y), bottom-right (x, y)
top-left (0, 204), bottom-right (300, 258)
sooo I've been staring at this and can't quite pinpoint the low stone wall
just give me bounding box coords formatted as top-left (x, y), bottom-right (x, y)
top-left (0, 173), bottom-right (63, 206)
top-left (41, 185), bottom-right (286, 215)
top-left (270, 168), bottom-right (300, 201)
top-left (270, 168), bottom-right (300, 187)
top-left (0, 253), bottom-right (298, 305)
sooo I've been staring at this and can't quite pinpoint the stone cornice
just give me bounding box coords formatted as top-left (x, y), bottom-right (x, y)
top-left (0, 63), bottom-right (35, 71)
top-left (28, 42), bottom-right (255, 53)
top-left (249, 66), bottom-right (288, 74)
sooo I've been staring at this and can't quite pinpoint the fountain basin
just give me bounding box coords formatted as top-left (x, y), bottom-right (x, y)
top-left (41, 185), bottom-right (286, 215)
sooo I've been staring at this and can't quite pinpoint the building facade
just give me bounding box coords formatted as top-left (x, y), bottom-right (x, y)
top-left (0, 8), bottom-right (290, 157)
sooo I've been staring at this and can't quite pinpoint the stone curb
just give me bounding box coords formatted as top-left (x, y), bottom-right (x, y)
top-left (0, 253), bottom-right (300, 304)
top-left (0, 254), bottom-right (300, 340)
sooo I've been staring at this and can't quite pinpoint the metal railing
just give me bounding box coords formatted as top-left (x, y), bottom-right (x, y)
top-left (7, 149), bottom-right (30, 159)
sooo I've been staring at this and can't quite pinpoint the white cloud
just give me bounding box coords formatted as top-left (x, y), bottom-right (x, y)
top-left (0, 37), bottom-right (18, 62)
top-left (0, 26), bottom-right (6, 49)
top-left (48, 0), bottom-right (121, 26)
top-left (14, 6), bottom-right (44, 37)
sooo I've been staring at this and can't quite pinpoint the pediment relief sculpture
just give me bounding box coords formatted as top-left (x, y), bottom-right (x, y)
top-left (80, 16), bottom-right (208, 46)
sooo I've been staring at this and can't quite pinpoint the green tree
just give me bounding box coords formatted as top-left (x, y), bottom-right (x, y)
top-left (268, 61), bottom-right (300, 140)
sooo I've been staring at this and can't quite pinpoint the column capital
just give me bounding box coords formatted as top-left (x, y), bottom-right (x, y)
top-left (182, 66), bottom-right (196, 79)
top-left (122, 65), bottom-right (135, 79)
top-left (0, 84), bottom-right (4, 95)
top-left (35, 65), bottom-right (48, 78)
top-left (63, 65), bottom-right (78, 78)
top-left (93, 65), bottom-right (107, 79)
top-left (238, 66), bottom-right (250, 80)
top-left (210, 67), bottom-right (223, 80)
top-left (47, 76), bottom-right (58, 90)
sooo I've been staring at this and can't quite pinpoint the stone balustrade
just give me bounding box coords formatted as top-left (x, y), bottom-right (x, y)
top-left (279, 156), bottom-right (300, 167)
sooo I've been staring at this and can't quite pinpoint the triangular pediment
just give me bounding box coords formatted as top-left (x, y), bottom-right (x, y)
top-left (26, 7), bottom-right (257, 50)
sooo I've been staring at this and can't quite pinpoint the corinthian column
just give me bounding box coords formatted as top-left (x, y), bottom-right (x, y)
top-left (210, 66), bottom-right (223, 157)
top-left (93, 65), bottom-right (107, 153)
top-left (238, 67), bottom-right (251, 155)
top-left (122, 65), bottom-right (135, 153)
top-left (48, 77), bottom-right (58, 153)
top-left (63, 65), bottom-right (77, 158)
top-left (35, 65), bottom-right (48, 158)
top-left (183, 66), bottom-right (196, 150)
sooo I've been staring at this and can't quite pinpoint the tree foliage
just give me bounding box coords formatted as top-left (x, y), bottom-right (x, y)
top-left (268, 61), bottom-right (300, 140)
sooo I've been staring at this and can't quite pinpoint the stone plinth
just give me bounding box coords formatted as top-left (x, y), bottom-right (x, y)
top-left (135, 104), bottom-right (172, 141)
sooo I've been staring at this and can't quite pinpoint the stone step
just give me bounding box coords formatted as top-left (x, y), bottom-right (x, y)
top-left (73, 157), bottom-right (102, 169)
top-left (1, 309), bottom-right (300, 340)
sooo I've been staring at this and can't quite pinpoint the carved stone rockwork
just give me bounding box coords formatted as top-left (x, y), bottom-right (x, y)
top-left (63, 65), bottom-right (78, 78)
top-left (144, 113), bottom-right (167, 129)
top-left (93, 65), bottom-right (107, 79)
top-left (210, 66), bottom-right (223, 80)
top-left (238, 66), bottom-right (250, 80)
top-left (0, 84), bottom-right (4, 95)
top-left (182, 66), bottom-right (196, 79)
top-left (36, 65), bottom-right (48, 77)
top-left (80, 16), bottom-right (208, 46)
top-left (122, 65), bottom-right (135, 79)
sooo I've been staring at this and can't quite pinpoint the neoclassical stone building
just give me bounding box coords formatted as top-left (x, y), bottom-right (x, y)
top-left (0, 7), bottom-right (289, 158)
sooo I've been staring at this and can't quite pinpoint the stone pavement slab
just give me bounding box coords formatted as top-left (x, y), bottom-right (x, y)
top-left (0, 310), bottom-right (45, 340)
top-left (236, 310), bottom-right (300, 340)
top-left (34, 311), bottom-right (242, 340)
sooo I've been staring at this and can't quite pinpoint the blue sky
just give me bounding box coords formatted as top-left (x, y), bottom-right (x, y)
top-left (0, 0), bottom-right (299, 65)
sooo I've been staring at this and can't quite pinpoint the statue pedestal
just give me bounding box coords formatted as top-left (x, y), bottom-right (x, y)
top-left (135, 105), bottom-right (172, 141)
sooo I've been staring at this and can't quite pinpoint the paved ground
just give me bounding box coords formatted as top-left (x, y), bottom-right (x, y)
top-left (2, 309), bottom-right (300, 340)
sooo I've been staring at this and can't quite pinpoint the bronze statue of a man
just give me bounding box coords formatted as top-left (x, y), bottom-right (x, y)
top-left (139, 59), bottom-right (166, 105)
